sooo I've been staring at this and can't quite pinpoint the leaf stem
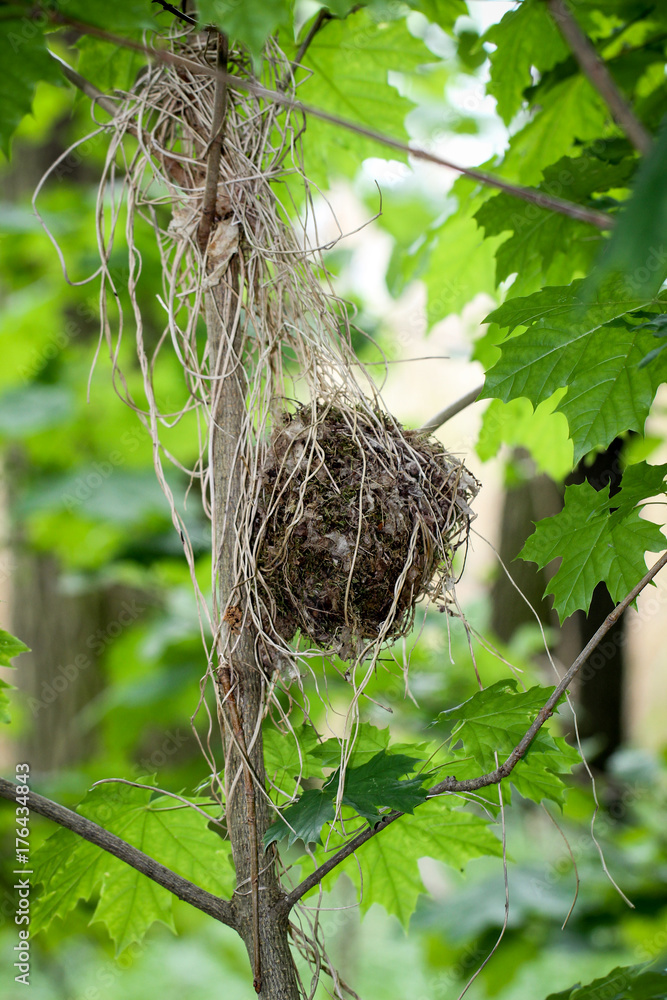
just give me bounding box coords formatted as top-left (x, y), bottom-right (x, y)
top-left (0, 777), bottom-right (237, 928)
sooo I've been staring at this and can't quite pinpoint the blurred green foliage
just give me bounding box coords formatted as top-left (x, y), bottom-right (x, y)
top-left (0, 1), bottom-right (666, 998)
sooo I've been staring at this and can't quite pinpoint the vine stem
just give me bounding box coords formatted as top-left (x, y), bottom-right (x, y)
top-left (546, 0), bottom-right (652, 156)
top-left (275, 548), bottom-right (667, 915)
top-left (0, 778), bottom-right (236, 928)
top-left (46, 15), bottom-right (615, 231)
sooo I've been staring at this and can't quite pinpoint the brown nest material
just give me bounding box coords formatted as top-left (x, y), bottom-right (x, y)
top-left (254, 404), bottom-right (480, 659)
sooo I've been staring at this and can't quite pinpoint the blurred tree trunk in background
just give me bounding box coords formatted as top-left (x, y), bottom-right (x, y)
top-left (12, 553), bottom-right (109, 770)
top-left (567, 439), bottom-right (626, 770)
top-left (492, 442), bottom-right (626, 770)
top-left (491, 459), bottom-right (561, 642)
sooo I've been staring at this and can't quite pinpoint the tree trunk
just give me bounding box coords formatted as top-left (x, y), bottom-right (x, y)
top-left (565, 438), bottom-right (627, 769)
top-left (207, 283), bottom-right (300, 999)
top-left (491, 458), bottom-right (561, 642)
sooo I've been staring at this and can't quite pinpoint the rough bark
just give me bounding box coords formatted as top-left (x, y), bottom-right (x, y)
top-left (206, 282), bottom-right (300, 999)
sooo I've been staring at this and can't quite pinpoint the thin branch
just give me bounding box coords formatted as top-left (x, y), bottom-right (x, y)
top-left (292, 8), bottom-right (332, 72)
top-left (0, 777), bottom-right (237, 929)
top-left (276, 549), bottom-right (667, 914)
top-left (198, 32), bottom-right (229, 253)
top-left (151, 0), bottom-right (197, 26)
top-left (49, 51), bottom-right (119, 118)
top-left (46, 13), bottom-right (615, 231)
top-left (546, 0), bottom-right (652, 155)
top-left (419, 385), bottom-right (484, 435)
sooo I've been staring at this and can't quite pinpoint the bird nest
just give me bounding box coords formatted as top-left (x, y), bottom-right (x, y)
top-left (254, 403), bottom-right (480, 659)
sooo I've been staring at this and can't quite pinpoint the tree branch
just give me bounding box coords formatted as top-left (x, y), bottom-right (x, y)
top-left (0, 777), bottom-right (237, 929)
top-left (419, 384), bottom-right (484, 435)
top-left (197, 32), bottom-right (229, 253)
top-left (546, 0), bottom-right (652, 155)
top-left (276, 549), bottom-right (667, 914)
top-left (49, 51), bottom-right (119, 118)
top-left (291, 8), bottom-right (333, 72)
top-left (47, 13), bottom-right (615, 231)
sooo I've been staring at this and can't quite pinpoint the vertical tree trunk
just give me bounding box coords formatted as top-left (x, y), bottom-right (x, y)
top-left (490, 459), bottom-right (561, 642)
top-left (566, 438), bottom-right (627, 769)
top-left (207, 284), bottom-right (301, 999)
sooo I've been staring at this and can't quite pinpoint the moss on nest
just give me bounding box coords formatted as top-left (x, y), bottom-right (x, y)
top-left (255, 404), bottom-right (479, 658)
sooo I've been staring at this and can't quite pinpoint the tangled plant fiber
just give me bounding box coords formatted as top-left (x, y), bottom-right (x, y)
top-left (51, 27), bottom-right (480, 680)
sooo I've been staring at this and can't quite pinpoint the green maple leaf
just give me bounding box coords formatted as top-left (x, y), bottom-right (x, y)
top-left (332, 751), bottom-right (428, 822)
top-left (407, 0), bottom-right (467, 33)
top-left (481, 281), bottom-right (667, 462)
top-left (76, 37), bottom-right (146, 94)
top-left (424, 210), bottom-right (503, 325)
top-left (546, 962), bottom-right (667, 1000)
top-left (473, 149), bottom-right (635, 290)
top-left (0, 19), bottom-right (62, 157)
top-left (442, 680), bottom-right (559, 772)
top-left (264, 748), bottom-right (427, 847)
top-left (198, 0), bottom-right (290, 56)
top-left (588, 122), bottom-right (667, 301)
top-left (313, 797), bottom-right (502, 927)
top-left (439, 682), bottom-right (579, 806)
top-left (483, 0), bottom-right (569, 125)
top-left (0, 628), bottom-right (29, 667)
top-left (520, 474), bottom-right (666, 622)
top-left (476, 395), bottom-right (573, 481)
top-left (263, 724), bottom-right (324, 799)
top-left (264, 789), bottom-right (335, 849)
top-left (31, 783), bottom-right (233, 953)
top-left (308, 722), bottom-right (390, 768)
top-left (500, 75), bottom-right (609, 186)
top-left (291, 10), bottom-right (434, 183)
top-left (0, 628), bottom-right (29, 723)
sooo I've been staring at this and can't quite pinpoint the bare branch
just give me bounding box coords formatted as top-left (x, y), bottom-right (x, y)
top-left (198, 32), bottom-right (229, 253)
top-left (291, 8), bottom-right (333, 72)
top-left (276, 549), bottom-right (667, 914)
top-left (0, 778), bottom-right (237, 929)
top-left (419, 385), bottom-right (484, 435)
top-left (546, 0), bottom-right (652, 155)
top-left (49, 51), bottom-right (119, 118)
top-left (151, 0), bottom-right (197, 26)
top-left (46, 13), bottom-right (616, 231)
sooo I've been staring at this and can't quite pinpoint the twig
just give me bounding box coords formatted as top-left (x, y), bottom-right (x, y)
top-left (419, 385), bottom-right (484, 435)
top-left (49, 51), bottom-right (119, 118)
top-left (151, 0), bottom-right (197, 26)
top-left (46, 14), bottom-right (615, 231)
top-left (275, 549), bottom-right (667, 914)
top-left (546, 0), bottom-right (652, 155)
top-left (290, 4), bottom-right (363, 77)
top-left (0, 777), bottom-right (236, 928)
top-left (198, 32), bottom-right (229, 253)
top-left (292, 8), bottom-right (332, 72)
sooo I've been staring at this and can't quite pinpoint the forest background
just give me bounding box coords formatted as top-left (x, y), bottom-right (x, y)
top-left (1, 0), bottom-right (667, 998)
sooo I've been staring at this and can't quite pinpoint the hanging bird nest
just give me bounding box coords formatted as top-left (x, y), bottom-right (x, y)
top-left (254, 402), bottom-right (479, 659)
top-left (53, 26), bottom-right (481, 673)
